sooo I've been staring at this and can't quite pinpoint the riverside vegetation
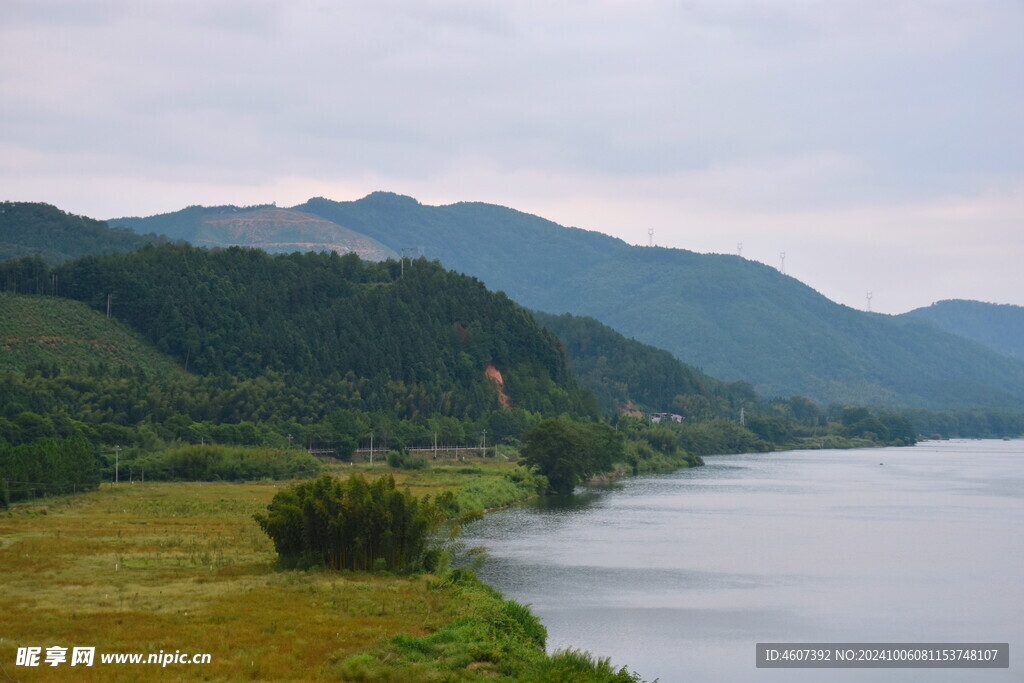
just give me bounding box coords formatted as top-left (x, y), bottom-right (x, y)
top-left (1, 457), bottom-right (647, 681)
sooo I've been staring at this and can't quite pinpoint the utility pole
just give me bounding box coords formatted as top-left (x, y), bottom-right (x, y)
top-left (866, 292), bottom-right (873, 313)
top-left (779, 252), bottom-right (786, 274)
top-left (114, 445), bottom-right (121, 484)
top-left (369, 432), bottom-right (374, 465)
top-left (106, 293), bottom-right (112, 318)
top-left (648, 228), bottom-right (654, 247)
top-left (739, 407), bottom-right (746, 427)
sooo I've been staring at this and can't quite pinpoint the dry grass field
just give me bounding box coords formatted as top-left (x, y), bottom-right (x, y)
top-left (0, 462), bottom-right (524, 681)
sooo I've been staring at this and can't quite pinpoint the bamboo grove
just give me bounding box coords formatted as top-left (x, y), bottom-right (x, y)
top-left (254, 474), bottom-right (439, 572)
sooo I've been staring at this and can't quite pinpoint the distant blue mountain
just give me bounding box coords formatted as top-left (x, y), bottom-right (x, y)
top-left (904, 299), bottom-right (1024, 361)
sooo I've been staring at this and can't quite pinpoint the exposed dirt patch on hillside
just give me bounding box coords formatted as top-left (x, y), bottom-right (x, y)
top-left (201, 208), bottom-right (395, 260)
top-left (485, 363), bottom-right (512, 410)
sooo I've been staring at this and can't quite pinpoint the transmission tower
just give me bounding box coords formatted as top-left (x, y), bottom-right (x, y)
top-left (400, 247), bottom-right (418, 276)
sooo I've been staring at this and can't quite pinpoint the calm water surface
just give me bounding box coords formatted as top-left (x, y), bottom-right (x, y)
top-left (461, 440), bottom-right (1023, 682)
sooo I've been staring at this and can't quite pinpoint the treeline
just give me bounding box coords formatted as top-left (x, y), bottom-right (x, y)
top-left (902, 409), bottom-right (1024, 439)
top-left (129, 445), bottom-right (323, 482)
top-left (0, 435), bottom-right (99, 505)
top-left (0, 202), bottom-right (165, 266)
top-left (507, 402), bottom-right (920, 496)
top-left (0, 368), bottom-right (550, 453)
top-left (740, 402), bottom-right (918, 447)
top-left (616, 400), bottom-right (919, 461)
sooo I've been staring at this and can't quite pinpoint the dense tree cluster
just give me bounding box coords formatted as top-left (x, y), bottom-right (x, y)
top-left (0, 435), bottom-right (99, 505)
top-left (15, 244), bottom-right (594, 419)
top-left (0, 368), bottom-right (548, 454)
top-left (521, 419), bottom-right (626, 494)
top-left (254, 474), bottom-right (439, 571)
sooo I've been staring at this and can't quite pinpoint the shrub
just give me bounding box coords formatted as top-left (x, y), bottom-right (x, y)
top-left (254, 473), bottom-right (440, 571)
top-left (130, 445), bottom-right (322, 481)
top-left (387, 450), bottom-right (428, 470)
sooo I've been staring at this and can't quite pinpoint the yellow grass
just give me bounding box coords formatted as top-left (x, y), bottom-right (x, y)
top-left (0, 461), bottom-right (517, 681)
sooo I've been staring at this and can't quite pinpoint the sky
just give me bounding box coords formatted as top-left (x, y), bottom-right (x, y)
top-left (2, 0), bottom-right (1021, 314)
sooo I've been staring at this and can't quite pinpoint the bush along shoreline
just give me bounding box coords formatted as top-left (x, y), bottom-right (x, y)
top-left (253, 466), bottom-right (650, 681)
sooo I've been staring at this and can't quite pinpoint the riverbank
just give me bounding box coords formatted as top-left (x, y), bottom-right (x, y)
top-left (0, 459), bottom-right (647, 681)
top-left (460, 440), bottom-right (1024, 682)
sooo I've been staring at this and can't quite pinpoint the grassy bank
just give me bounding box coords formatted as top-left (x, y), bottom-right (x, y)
top-left (0, 459), bottom-right (643, 681)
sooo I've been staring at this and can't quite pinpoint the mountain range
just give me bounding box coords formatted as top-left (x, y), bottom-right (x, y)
top-left (102, 193), bottom-right (1024, 410)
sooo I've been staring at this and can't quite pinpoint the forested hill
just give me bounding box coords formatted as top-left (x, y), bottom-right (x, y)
top-left (533, 310), bottom-right (751, 417)
top-left (288, 193), bottom-right (1024, 410)
top-left (0, 201), bottom-right (163, 265)
top-left (8, 245), bottom-right (593, 420)
top-left (79, 192), bottom-right (1024, 409)
top-left (903, 300), bottom-right (1024, 362)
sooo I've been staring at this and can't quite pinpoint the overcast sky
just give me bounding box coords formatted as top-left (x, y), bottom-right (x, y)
top-left (3, 1), bottom-right (1021, 314)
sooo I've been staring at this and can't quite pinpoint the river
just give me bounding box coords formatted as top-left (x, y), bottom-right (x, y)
top-left (461, 439), bottom-right (1023, 682)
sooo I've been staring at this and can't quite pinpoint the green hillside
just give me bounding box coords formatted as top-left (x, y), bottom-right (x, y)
top-left (0, 201), bottom-right (160, 265)
top-left (0, 293), bottom-right (183, 378)
top-left (904, 299), bottom-right (1024, 361)
top-left (38, 244), bottom-right (593, 420)
top-left (533, 310), bottom-right (742, 417)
